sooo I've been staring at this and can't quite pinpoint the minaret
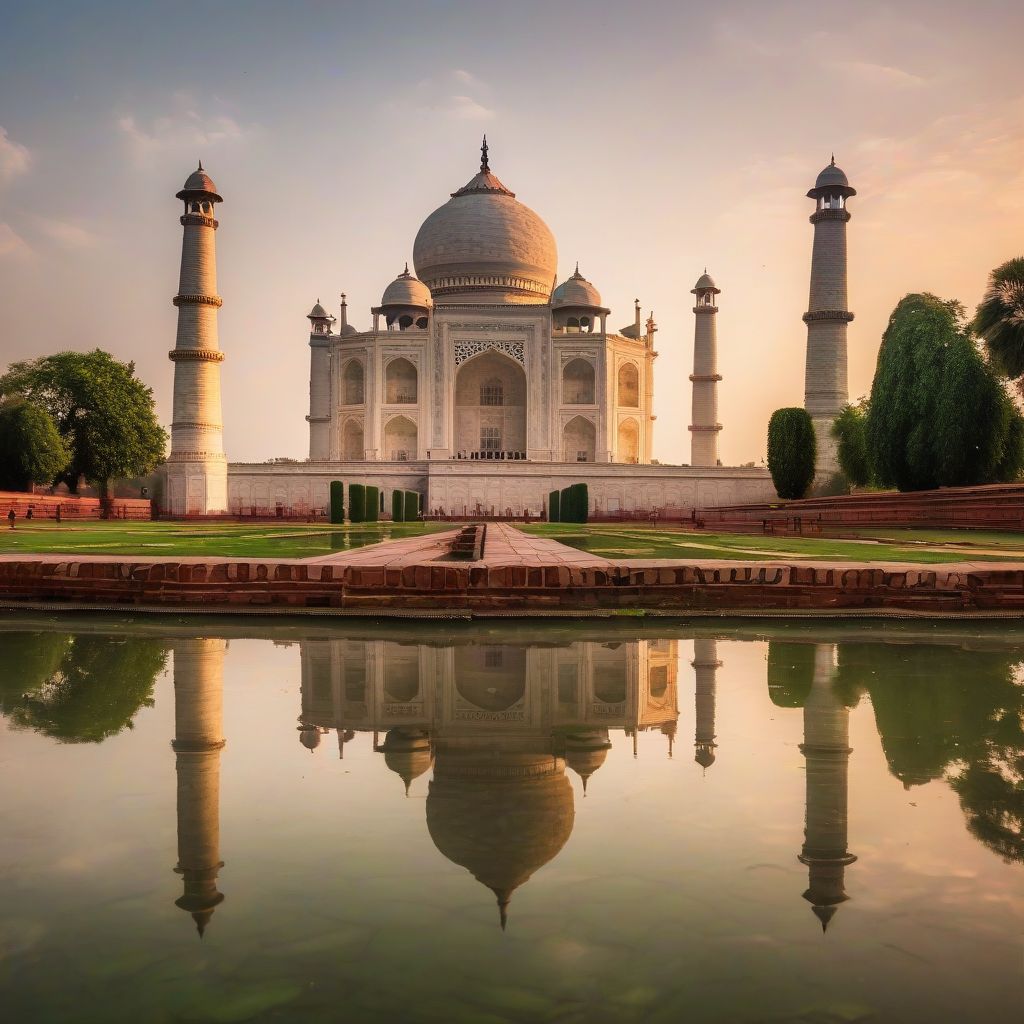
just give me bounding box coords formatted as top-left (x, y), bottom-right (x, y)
top-left (689, 272), bottom-right (722, 467)
top-left (171, 637), bottom-right (227, 938)
top-left (167, 164), bottom-right (227, 514)
top-left (306, 299), bottom-right (334, 460)
top-left (798, 644), bottom-right (856, 932)
top-left (803, 156), bottom-right (856, 482)
top-left (692, 639), bottom-right (720, 768)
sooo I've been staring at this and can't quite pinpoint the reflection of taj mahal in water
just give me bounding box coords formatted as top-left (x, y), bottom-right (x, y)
top-left (169, 635), bottom-right (856, 936)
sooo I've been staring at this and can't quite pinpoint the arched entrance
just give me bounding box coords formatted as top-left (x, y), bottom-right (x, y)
top-left (562, 415), bottom-right (596, 462)
top-left (617, 418), bottom-right (639, 463)
top-left (384, 415), bottom-right (417, 461)
top-left (454, 350), bottom-right (527, 459)
top-left (342, 418), bottom-right (364, 461)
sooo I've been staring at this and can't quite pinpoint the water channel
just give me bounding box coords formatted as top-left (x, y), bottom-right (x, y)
top-left (1, 615), bottom-right (1021, 1023)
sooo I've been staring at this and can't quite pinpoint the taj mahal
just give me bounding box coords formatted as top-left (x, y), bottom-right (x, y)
top-left (164, 139), bottom-right (856, 516)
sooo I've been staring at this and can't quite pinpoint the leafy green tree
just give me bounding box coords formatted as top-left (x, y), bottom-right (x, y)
top-left (767, 408), bottom-right (816, 499)
top-left (972, 257), bottom-right (1024, 391)
top-left (867, 294), bottom-right (1024, 490)
top-left (830, 402), bottom-right (872, 489)
top-left (0, 398), bottom-right (70, 491)
top-left (0, 350), bottom-right (167, 496)
top-left (0, 631), bottom-right (73, 714)
top-left (4, 634), bottom-right (167, 743)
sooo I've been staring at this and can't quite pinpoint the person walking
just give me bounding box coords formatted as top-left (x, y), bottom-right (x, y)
top-left (7, 508), bottom-right (15, 529)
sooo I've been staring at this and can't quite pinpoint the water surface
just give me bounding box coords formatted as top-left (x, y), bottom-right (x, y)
top-left (1, 616), bottom-right (1021, 1023)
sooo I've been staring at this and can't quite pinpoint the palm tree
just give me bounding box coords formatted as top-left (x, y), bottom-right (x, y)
top-left (973, 257), bottom-right (1024, 392)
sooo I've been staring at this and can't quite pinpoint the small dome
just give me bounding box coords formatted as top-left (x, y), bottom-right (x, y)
top-left (176, 162), bottom-right (222, 202)
top-left (808, 156), bottom-right (856, 197)
top-left (381, 265), bottom-right (432, 309)
top-left (692, 271), bottom-right (719, 293)
top-left (307, 300), bottom-right (332, 320)
top-left (298, 725), bottom-right (321, 751)
top-left (552, 266), bottom-right (603, 309)
top-left (341, 323), bottom-right (359, 336)
top-left (382, 729), bottom-right (433, 794)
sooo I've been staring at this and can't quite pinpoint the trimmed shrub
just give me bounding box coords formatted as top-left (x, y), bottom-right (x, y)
top-left (548, 489), bottom-right (560, 522)
top-left (391, 489), bottom-right (404, 522)
top-left (569, 482), bottom-right (589, 523)
top-left (348, 483), bottom-right (366, 523)
top-left (365, 485), bottom-right (380, 522)
top-left (831, 404), bottom-right (872, 488)
top-left (561, 485), bottom-right (577, 520)
top-left (329, 480), bottom-right (345, 524)
top-left (767, 408), bottom-right (817, 500)
top-left (403, 490), bottom-right (419, 522)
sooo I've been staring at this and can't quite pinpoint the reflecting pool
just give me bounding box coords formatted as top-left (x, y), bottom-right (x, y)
top-left (1, 615), bottom-right (1022, 1023)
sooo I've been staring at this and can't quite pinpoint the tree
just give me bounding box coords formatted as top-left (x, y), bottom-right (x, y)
top-left (867, 294), bottom-right (1024, 491)
top-left (972, 257), bottom-right (1024, 392)
top-left (548, 489), bottom-right (560, 523)
top-left (767, 408), bottom-right (816, 499)
top-left (0, 398), bottom-right (70, 491)
top-left (403, 490), bottom-right (419, 522)
top-left (0, 349), bottom-right (167, 496)
top-left (830, 402), bottom-right (872, 489)
top-left (3, 633), bottom-right (167, 743)
top-left (391, 489), bottom-right (405, 522)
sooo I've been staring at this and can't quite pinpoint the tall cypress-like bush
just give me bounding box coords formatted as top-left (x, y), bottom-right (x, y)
top-left (391, 489), bottom-right (404, 522)
top-left (572, 482), bottom-right (589, 523)
top-left (767, 408), bottom-right (817, 500)
top-left (348, 483), bottom-right (365, 523)
top-left (403, 490), bottom-right (419, 522)
top-left (365, 485), bottom-right (380, 522)
top-left (329, 480), bottom-right (345, 524)
top-left (548, 489), bottom-right (560, 522)
top-left (559, 486), bottom-right (572, 522)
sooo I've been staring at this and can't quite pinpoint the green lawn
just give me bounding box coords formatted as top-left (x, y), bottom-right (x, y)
top-left (517, 523), bottom-right (1024, 563)
top-left (0, 520), bottom-right (451, 559)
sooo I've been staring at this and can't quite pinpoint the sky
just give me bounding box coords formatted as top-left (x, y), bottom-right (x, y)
top-left (1, 0), bottom-right (1023, 466)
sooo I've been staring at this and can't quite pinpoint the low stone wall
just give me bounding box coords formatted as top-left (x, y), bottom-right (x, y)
top-left (0, 559), bottom-right (1022, 615)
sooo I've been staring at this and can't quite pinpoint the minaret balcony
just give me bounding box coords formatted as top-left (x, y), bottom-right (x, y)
top-left (802, 310), bottom-right (854, 324)
top-left (809, 208), bottom-right (851, 225)
top-left (173, 293), bottom-right (224, 308)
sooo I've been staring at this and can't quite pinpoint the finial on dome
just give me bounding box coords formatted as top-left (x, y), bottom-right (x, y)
top-left (830, 153), bottom-right (836, 166)
top-left (480, 134), bottom-right (489, 173)
top-left (198, 159), bottom-right (203, 171)
top-left (403, 261), bottom-right (409, 275)
top-left (574, 261), bottom-right (579, 275)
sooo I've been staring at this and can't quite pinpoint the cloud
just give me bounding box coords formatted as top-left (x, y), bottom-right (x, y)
top-left (410, 70), bottom-right (496, 122)
top-left (116, 93), bottom-right (254, 164)
top-left (0, 222), bottom-right (32, 260)
top-left (36, 217), bottom-right (97, 250)
top-left (0, 126), bottom-right (31, 186)
top-left (832, 60), bottom-right (927, 89)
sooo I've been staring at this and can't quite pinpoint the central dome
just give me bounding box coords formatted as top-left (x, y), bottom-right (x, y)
top-left (413, 138), bottom-right (557, 305)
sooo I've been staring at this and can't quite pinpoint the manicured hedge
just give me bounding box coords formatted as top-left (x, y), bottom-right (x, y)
top-left (329, 480), bottom-right (345, 524)
top-left (767, 407), bottom-right (816, 500)
top-left (391, 490), bottom-right (404, 522)
top-left (348, 483), bottom-right (366, 523)
top-left (403, 490), bottom-right (419, 521)
top-left (548, 489), bottom-right (560, 522)
top-left (365, 485), bottom-right (380, 522)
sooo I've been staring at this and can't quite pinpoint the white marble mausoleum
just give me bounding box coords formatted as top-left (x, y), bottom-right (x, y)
top-left (166, 139), bottom-right (778, 516)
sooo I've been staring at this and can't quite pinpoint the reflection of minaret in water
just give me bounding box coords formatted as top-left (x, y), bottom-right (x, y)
top-left (798, 644), bottom-right (856, 932)
top-left (171, 638), bottom-right (227, 938)
top-left (692, 639), bottom-right (720, 769)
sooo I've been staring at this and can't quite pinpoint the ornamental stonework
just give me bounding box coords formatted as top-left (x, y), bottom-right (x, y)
top-left (452, 339), bottom-right (525, 366)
